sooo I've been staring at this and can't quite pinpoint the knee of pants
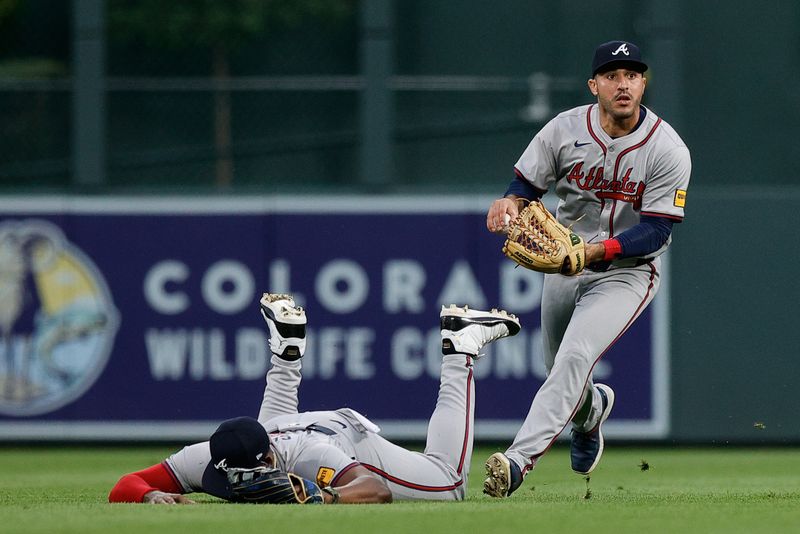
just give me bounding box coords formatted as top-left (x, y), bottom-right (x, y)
top-left (551, 349), bottom-right (594, 377)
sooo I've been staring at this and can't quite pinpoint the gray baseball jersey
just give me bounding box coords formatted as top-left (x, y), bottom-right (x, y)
top-left (165, 353), bottom-right (476, 501)
top-left (515, 104), bottom-right (690, 265)
top-left (502, 103), bottom-right (690, 474)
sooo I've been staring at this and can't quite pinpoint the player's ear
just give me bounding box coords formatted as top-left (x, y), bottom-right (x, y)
top-left (587, 78), bottom-right (598, 96)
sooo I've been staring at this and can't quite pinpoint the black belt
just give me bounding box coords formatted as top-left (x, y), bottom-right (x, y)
top-left (306, 423), bottom-right (337, 436)
top-left (586, 258), bottom-right (652, 272)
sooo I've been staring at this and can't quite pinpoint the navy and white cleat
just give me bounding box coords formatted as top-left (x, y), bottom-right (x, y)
top-left (259, 293), bottom-right (306, 361)
top-left (571, 383), bottom-right (615, 475)
top-left (439, 305), bottom-right (521, 357)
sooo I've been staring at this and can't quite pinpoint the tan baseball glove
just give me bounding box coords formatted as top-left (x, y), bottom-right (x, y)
top-left (502, 200), bottom-right (586, 275)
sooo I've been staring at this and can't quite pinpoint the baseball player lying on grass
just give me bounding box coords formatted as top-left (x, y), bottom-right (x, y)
top-left (109, 293), bottom-right (520, 505)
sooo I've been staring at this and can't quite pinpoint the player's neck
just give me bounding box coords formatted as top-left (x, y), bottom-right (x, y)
top-left (598, 106), bottom-right (641, 138)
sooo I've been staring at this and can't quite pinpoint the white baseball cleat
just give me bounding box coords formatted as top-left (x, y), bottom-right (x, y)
top-left (439, 305), bottom-right (521, 357)
top-left (260, 293), bottom-right (306, 360)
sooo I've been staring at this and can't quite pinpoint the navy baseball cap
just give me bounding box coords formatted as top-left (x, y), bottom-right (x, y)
top-left (591, 40), bottom-right (648, 77)
top-left (199, 416), bottom-right (271, 500)
top-left (209, 416), bottom-right (270, 470)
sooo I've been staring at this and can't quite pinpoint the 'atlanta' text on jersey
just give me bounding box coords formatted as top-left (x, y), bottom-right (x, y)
top-left (565, 162), bottom-right (645, 208)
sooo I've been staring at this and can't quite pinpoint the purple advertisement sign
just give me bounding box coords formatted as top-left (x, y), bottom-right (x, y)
top-left (0, 196), bottom-right (669, 440)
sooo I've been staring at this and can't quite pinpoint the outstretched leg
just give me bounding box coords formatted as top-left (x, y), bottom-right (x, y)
top-left (324, 305), bottom-right (520, 501)
top-left (257, 293), bottom-right (307, 423)
top-left (424, 306), bottom-right (521, 483)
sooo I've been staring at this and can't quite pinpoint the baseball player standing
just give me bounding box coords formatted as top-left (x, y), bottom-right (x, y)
top-left (109, 293), bottom-right (521, 504)
top-left (483, 40), bottom-right (691, 497)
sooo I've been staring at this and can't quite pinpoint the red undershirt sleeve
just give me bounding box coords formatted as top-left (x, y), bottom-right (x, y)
top-left (108, 462), bottom-right (183, 503)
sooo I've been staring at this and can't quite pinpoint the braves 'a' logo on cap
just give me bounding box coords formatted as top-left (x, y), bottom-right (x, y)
top-left (214, 459), bottom-right (229, 471)
top-left (611, 43), bottom-right (630, 56)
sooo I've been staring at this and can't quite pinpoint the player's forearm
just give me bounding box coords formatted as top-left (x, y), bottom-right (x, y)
top-left (330, 475), bottom-right (392, 504)
top-left (109, 474), bottom-right (161, 503)
top-left (505, 173), bottom-right (546, 200)
top-left (601, 215), bottom-right (673, 262)
top-left (584, 243), bottom-right (606, 264)
top-left (108, 463), bottom-right (183, 503)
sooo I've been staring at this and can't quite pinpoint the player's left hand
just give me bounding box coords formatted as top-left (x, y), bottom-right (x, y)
top-left (143, 490), bottom-right (197, 505)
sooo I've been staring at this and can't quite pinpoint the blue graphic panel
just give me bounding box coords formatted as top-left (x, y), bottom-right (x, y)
top-left (0, 198), bottom-right (667, 439)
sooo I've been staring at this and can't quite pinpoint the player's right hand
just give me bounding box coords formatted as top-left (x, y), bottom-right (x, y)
top-left (487, 197), bottom-right (520, 234)
top-left (143, 490), bottom-right (196, 505)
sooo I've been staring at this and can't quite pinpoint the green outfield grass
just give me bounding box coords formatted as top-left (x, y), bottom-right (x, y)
top-left (0, 445), bottom-right (798, 534)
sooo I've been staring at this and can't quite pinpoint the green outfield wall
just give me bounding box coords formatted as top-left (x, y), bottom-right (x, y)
top-left (668, 186), bottom-right (799, 443)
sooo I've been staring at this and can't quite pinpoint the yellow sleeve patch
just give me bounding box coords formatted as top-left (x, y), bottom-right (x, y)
top-left (674, 189), bottom-right (687, 208)
top-left (316, 467), bottom-right (336, 487)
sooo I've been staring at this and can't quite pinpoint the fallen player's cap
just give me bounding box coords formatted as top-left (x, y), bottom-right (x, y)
top-left (201, 417), bottom-right (271, 499)
top-left (591, 40), bottom-right (648, 77)
top-left (209, 416), bottom-right (270, 470)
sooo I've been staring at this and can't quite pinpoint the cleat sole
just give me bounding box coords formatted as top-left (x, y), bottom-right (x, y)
top-left (482, 453), bottom-right (511, 498)
top-left (439, 305), bottom-right (521, 336)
